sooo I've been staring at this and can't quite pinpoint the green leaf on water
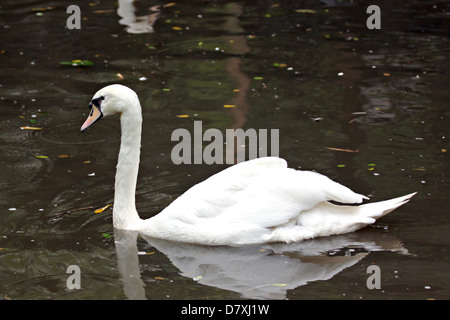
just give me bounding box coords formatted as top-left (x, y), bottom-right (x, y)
top-left (253, 76), bottom-right (264, 80)
top-left (102, 233), bottom-right (112, 238)
top-left (35, 155), bottom-right (48, 159)
top-left (60, 60), bottom-right (94, 67)
top-left (271, 283), bottom-right (287, 287)
top-left (337, 164), bottom-right (346, 168)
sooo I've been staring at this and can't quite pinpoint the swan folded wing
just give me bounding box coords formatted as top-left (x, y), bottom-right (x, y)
top-left (158, 157), bottom-right (289, 221)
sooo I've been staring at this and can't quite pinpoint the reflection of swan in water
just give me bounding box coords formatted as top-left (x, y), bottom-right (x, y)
top-left (114, 228), bottom-right (409, 299)
top-left (117, 1), bottom-right (160, 34)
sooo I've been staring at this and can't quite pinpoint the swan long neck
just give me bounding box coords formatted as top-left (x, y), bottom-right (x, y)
top-left (113, 103), bottom-right (143, 229)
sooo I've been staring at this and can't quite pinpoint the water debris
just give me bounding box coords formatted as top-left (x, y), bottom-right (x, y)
top-left (223, 104), bottom-right (237, 108)
top-left (295, 9), bottom-right (316, 14)
top-left (176, 115), bottom-right (189, 118)
top-left (271, 283), bottom-right (287, 287)
top-left (383, 73), bottom-right (391, 76)
top-left (102, 233), bottom-right (112, 239)
top-left (325, 147), bottom-right (358, 153)
top-left (58, 155), bottom-right (70, 158)
top-left (253, 76), bottom-right (264, 80)
top-left (172, 26), bottom-right (183, 31)
top-left (94, 204), bottom-right (112, 213)
top-left (116, 73), bottom-right (124, 79)
top-left (273, 63), bottom-right (288, 68)
top-left (20, 126), bottom-right (43, 130)
top-left (138, 251), bottom-right (155, 256)
top-left (35, 155), bottom-right (48, 159)
top-left (337, 164), bottom-right (346, 168)
top-left (53, 205), bottom-right (97, 216)
top-left (60, 60), bottom-right (94, 67)
top-left (164, 2), bottom-right (176, 7)
top-left (32, 6), bottom-right (55, 12)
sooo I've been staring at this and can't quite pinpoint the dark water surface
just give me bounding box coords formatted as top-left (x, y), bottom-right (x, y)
top-left (0, 0), bottom-right (448, 300)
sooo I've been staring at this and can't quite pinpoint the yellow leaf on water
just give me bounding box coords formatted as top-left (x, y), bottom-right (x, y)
top-left (58, 155), bottom-right (70, 158)
top-left (295, 9), bottom-right (316, 14)
top-left (164, 2), bottom-right (176, 7)
top-left (154, 276), bottom-right (164, 280)
top-left (94, 204), bottom-right (112, 213)
top-left (172, 26), bottom-right (182, 31)
top-left (223, 105), bottom-right (237, 108)
top-left (176, 114), bottom-right (189, 118)
top-left (20, 126), bottom-right (43, 130)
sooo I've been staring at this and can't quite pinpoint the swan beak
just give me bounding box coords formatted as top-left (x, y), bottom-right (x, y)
top-left (81, 105), bottom-right (103, 132)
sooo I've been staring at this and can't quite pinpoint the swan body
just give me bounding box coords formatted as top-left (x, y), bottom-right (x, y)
top-left (81, 84), bottom-right (416, 246)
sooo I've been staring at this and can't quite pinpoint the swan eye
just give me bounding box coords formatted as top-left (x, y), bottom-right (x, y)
top-left (89, 96), bottom-right (105, 110)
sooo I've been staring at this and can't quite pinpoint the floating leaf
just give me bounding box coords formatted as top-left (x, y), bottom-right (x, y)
top-left (154, 276), bottom-right (165, 280)
top-left (295, 9), bottom-right (316, 14)
top-left (162, 88), bottom-right (171, 92)
top-left (172, 26), bottom-right (182, 31)
top-left (164, 2), bottom-right (176, 7)
top-left (58, 155), bottom-right (70, 158)
top-left (60, 60), bottom-right (94, 67)
top-left (20, 126), bottom-right (43, 130)
top-left (325, 147), bottom-right (358, 153)
top-left (383, 73), bottom-right (391, 76)
top-left (253, 76), bottom-right (264, 80)
top-left (271, 283), bottom-right (287, 287)
top-left (102, 233), bottom-right (112, 238)
top-left (32, 6), bottom-right (55, 12)
top-left (367, 163), bottom-right (376, 167)
top-left (94, 204), bottom-right (112, 213)
top-left (193, 275), bottom-right (203, 281)
top-left (223, 104), bottom-right (237, 108)
top-left (337, 164), bottom-right (346, 168)
top-left (35, 155), bottom-right (48, 159)
top-left (176, 115), bottom-right (189, 118)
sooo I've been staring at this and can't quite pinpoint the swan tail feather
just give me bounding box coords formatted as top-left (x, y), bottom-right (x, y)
top-left (359, 192), bottom-right (417, 220)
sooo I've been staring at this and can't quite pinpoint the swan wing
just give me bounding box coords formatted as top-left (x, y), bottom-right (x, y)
top-left (148, 157), bottom-right (367, 244)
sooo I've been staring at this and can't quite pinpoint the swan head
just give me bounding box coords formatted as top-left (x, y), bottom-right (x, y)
top-left (81, 84), bottom-right (139, 132)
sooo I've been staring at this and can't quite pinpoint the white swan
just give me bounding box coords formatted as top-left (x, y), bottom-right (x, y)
top-left (81, 84), bottom-right (416, 246)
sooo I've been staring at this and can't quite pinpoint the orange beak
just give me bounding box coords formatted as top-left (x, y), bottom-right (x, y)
top-left (81, 105), bottom-right (103, 132)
